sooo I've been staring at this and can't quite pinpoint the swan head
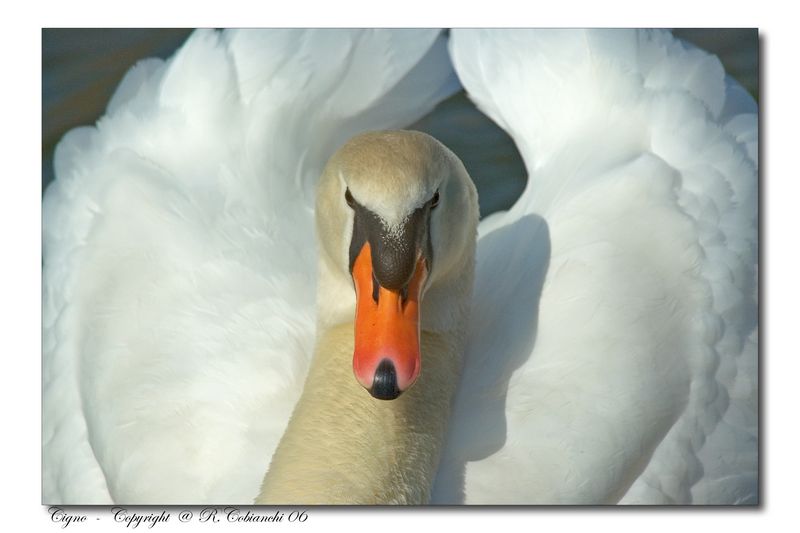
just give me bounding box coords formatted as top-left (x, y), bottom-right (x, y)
top-left (316, 130), bottom-right (478, 400)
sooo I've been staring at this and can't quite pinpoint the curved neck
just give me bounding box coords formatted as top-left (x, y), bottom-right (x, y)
top-left (255, 322), bottom-right (464, 504)
top-left (256, 207), bottom-right (476, 504)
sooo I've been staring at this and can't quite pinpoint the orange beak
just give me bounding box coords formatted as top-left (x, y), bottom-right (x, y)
top-left (351, 242), bottom-right (427, 398)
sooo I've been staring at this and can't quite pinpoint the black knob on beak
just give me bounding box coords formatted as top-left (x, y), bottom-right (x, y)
top-left (369, 359), bottom-right (402, 400)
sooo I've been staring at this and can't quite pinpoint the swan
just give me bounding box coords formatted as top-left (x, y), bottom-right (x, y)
top-left (256, 129), bottom-right (478, 504)
top-left (42, 28), bottom-right (758, 505)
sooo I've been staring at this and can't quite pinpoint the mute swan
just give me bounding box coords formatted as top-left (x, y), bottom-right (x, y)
top-left (42, 28), bottom-right (758, 505)
top-left (256, 129), bottom-right (478, 504)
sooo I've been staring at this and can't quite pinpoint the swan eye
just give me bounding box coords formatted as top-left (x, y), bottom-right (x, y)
top-left (431, 190), bottom-right (440, 208)
top-left (345, 188), bottom-right (355, 208)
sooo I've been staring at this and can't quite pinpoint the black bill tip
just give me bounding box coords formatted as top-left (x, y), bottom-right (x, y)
top-left (369, 359), bottom-right (402, 400)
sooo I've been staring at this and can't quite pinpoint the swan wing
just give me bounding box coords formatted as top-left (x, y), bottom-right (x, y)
top-left (433, 29), bottom-right (757, 504)
top-left (42, 28), bottom-right (459, 504)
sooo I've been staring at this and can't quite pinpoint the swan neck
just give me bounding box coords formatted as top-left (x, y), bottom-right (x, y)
top-left (256, 323), bottom-right (463, 504)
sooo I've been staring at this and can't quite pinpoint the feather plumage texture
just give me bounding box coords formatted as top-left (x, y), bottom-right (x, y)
top-left (433, 29), bottom-right (757, 504)
top-left (42, 28), bottom-right (459, 504)
top-left (43, 28), bottom-right (757, 505)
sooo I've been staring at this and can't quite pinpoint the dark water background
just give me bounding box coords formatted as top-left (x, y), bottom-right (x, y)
top-left (41, 29), bottom-right (757, 218)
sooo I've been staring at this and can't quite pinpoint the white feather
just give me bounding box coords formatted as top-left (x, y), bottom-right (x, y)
top-left (42, 28), bottom-right (458, 504)
top-left (43, 28), bottom-right (757, 505)
top-left (433, 28), bottom-right (757, 504)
